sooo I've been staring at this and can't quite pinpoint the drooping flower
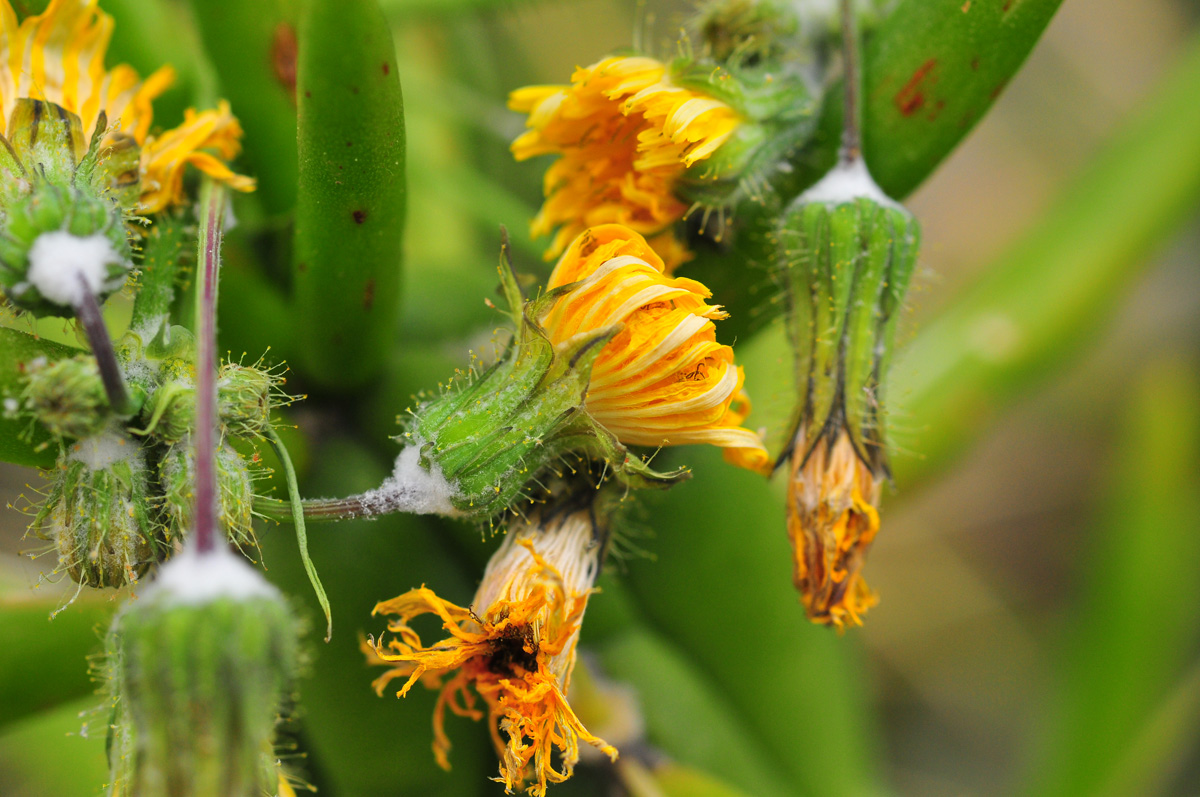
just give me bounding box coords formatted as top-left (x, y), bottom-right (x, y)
top-left (0, 0), bottom-right (254, 213)
top-left (367, 509), bottom-right (616, 796)
top-left (510, 56), bottom-right (740, 266)
top-left (542, 224), bottom-right (769, 471)
top-left (786, 424), bottom-right (882, 628)
top-left (775, 162), bottom-right (921, 627)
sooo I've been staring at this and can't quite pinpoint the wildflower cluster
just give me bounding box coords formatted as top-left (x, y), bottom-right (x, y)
top-left (0, 0), bottom-right (936, 794)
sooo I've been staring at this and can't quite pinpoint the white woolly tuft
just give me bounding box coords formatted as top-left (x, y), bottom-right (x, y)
top-left (69, 431), bottom-right (140, 471)
top-left (356, 444), bottom-right (461, 516)
top-left (798, 159), bottom-right (899, 209)
top-left (145, 541), bottom-right (279, 605)
top-left (26, 231), bottom-right (123, 307)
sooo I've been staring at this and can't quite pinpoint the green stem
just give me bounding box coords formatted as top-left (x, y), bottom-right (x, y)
top-left (255, 493), bottom-right (376, 523)
top-left (265, 426), bottom-right (331, 641)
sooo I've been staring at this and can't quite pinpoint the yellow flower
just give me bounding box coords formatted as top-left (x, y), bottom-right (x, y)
top-left (786, 424), bottom-right (882, 629)
top-left (367, 510), bottom-right (615, 796)
top-left (510, 56), bottom-right (740, 267)
top-left (0, 0), bottom-right (254, 212)
top-left (541, 224), bottom-right (768, 471)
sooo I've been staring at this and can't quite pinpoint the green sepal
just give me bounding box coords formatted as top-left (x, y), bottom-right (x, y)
top-left (30, 433), bottom-right (166, 590)
top-left (156, 441), bottom-right (258, 554)
top-left (777, 189), bottom-right (920, 471)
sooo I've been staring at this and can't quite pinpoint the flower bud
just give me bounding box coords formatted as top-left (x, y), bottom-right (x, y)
top-left (776, 160), bottom-right (920, 626)
top-left (0, 100), bottom-right (133, 316)
top-left (139, 363), bottom-right (281, 445)
top-left (217, 363), bottom-right (276, 438)
top-left (158, 442), bottom-right (257, 554)
top-left (103, 544), bottom-right (299, 797)
top-left (31, 430), bottom-right (163, 588)
top-left (20, 355), bottom-right (110, 439)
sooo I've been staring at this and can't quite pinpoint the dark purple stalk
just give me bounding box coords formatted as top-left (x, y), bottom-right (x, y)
top-left (193, 182), bottom-right (227, 554)
top-left (74, 277), bottom-right (133, 416)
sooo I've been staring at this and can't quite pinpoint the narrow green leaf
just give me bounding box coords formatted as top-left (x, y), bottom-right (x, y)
top-left (890, 33), bottom-right (1200, 488)
top-left (1026, 359), bottom-right (1200, 797)
top-left (293, 0), bottom-right (406, 390)
top-left (0, 328), bottom-right (79, 469)
top-left (188, 0), bottom-right (299, 214)
top-left (265, 427), bottom-right (331, 642)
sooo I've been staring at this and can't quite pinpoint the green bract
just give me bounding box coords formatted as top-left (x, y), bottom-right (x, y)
top-left (0, 100), bottom-right (136, 316)
top-left (777, 171), bottom-right (919, 472)
top-left (402, 255), bottom-right (685, 519)
top-left (31, 430), bottom-right (164, 589)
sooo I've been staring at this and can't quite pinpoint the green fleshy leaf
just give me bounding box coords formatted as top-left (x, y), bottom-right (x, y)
top-left (188, 0), bottom-right (299, 214)
top-left (292, 0), bottom-right (406, 390)
top-left (862, 0), bottom-right (1064, 198)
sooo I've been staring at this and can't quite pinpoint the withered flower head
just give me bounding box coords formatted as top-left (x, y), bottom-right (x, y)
top-left (367, 509), bottom-right (616, 795)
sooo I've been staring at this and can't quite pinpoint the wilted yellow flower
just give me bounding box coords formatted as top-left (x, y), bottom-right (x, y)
top-left (542, 224), bottom-right (768, 471)
top-left (787, 424), bottom-right (882, 628)
top-left (0, 0), bottom-right (254, 212)
top-left (367, 510), bottom-right (615, 796)
top-left (510, 56), bottom-right (740, 266)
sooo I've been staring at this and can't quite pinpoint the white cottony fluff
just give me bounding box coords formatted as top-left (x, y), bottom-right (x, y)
top-left (145, 541), bottom-right (279, 605)
top-left (26, 231), bottom-right (123, 307)
top-left (798, 159), bottom-right (899, 209)
top-left (356, 444), bottom-right (461, 517)
top-left (69, 431), bottom-right (141, 471)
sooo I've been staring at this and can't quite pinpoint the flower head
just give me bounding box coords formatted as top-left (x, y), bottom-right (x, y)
top-left (541, 224), bottom-right (768, 471)
top-left (510, 56), bottom-right (740, 266)
top-left (367, 510), bottom-right (615, 795)
top-left (0, 0), bottom-right (254, 212)
top-left (786, 424), bottom-right (882, 629)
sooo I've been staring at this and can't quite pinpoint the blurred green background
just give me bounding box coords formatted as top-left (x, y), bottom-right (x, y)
top-left (2, 0), bottom-right (1200, 795)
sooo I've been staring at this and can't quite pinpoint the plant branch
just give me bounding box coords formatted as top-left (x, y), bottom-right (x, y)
top-left (74, 279), bottom-right (134, 417)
